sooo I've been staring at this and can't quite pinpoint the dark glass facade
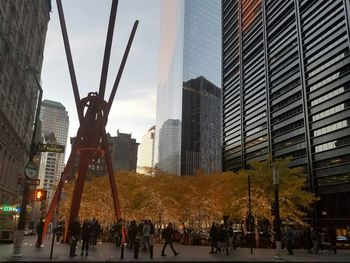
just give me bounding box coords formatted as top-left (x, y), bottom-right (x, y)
top-left (156, 0), bottom-right (222, 175)
top-left (182, 77), bottom-right (221, 176)
top-left (222, 0), bottom-right (350, 228)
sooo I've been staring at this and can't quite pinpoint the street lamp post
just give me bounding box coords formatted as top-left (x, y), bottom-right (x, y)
top-left (248, 174), bottom-right (253, 256)
top-left (12, 69), bottom-right (43, 258)
top-left (273, 163), bottom-right (282, 259)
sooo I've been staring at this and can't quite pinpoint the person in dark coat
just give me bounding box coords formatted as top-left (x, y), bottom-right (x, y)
top-left (69, 217), bottom-right (81, 257)
top-left (327, 228), bottom-right (337, 254)
top-left (209, 222), bottom-right (218, 253)
top-left (36, 217), bottom-right (44, 248)
top-left (81, 219), bottom-right (91, 256)
top-left (90, 218), bottom-right (101, 246)
top-left (161, 223), bottom-right (179, 257)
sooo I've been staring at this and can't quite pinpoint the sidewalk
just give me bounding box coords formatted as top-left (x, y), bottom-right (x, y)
top-left (1, 236), bottom-right (350, 262)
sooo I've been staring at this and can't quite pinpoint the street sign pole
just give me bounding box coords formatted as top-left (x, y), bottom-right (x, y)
top-left (12, 70), bottom-right (42, 258)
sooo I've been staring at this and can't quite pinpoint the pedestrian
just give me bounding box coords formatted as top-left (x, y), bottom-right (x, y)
top-left (228, 224), bottom-right (235, 251)
top-left (142, 220), bottom-right (151, 251)
top-left (304, 227), bottom-right (312, 253)
top-left (327, 228), bottom-right (337, 254)
top-left (310, 228), bottom-right (318, 254)
top-left (68, 217), bottom-right (81, 257)
top-left (218, 224), bottom-right (229, 255)
top-left (81, 219), bottom-right (91, 256)
top-left (90, 218), bottom-right (100, 246)
top-left (128, 220), bottom-right (138, 249)
top-left (149, 220), bottom-right (155, 259)
top-left (161, 223), bottom-right (179, 257)
top-left (36, 217), bottom-right (44, 248)
top-left (284, 227), bottom-right (294, 255)
top-left (55, 219), bottom-right (65, 243)
top-left (209, 222), bottom-right (218, 253)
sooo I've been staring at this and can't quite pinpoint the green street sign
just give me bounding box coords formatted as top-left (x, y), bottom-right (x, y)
top-left (37, 143), bottom-right (65, 153)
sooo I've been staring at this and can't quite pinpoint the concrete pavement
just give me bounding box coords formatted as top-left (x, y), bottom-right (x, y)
top-left (1, 236), bottom-right (350, 262)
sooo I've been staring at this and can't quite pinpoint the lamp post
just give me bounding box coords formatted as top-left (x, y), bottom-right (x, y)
top-left (12, 68), bottom-right (43, 258)
top-left (248, 174), bottom-right (253, 256)
top-left (273, 163), bottom-right (282, 259)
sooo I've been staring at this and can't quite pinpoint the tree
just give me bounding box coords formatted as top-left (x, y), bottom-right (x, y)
top-left (222, 158), bottom-right (317, 246)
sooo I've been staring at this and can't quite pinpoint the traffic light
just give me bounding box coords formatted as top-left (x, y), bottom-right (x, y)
top-left (34, 189), bottom-right (47, 201)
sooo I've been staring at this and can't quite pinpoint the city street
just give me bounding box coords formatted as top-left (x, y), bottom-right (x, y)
top-left (0, 236), bottom-right (350, 262)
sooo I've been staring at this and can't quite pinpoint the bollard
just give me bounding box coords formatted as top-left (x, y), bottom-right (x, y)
top-left (150, 245), bottom-right (153, 259)
top-left (134, 241), bottom-right (139, 259)
top-left (120, 243), bottom-right (124, 259)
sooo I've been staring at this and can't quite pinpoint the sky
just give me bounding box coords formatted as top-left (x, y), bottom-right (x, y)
top-left (41, 0), bottom-right (161, 157)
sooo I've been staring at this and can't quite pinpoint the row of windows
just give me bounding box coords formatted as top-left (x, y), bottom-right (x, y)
top-left (273, 134), bottom-right (305, 151)
top-left (312, 103), bottom-right (345, 122)
top-left (306, 35), bottom-right (347, 65)
top-left (245, 100), bottom-right (266, 115)
top-left (273, 120), bottom-right (304, 137)
top-left (271, 91), bottom-right (301, 112)
top-left (310, 86), bottom-right (346, 106)
top-left (246, 123), bottom-right (266, 136)
top-left (272, 105), bottom-right (303, 124)
top-left (316, 174), bottom-right (350, 187)
top-left (313, 119), bottom-right (348, 137)
top-left (245, 111), bottom-right (266, 125)
top-left (314, 154), bottom-right (350, 169)
top-left (245, 135), bottom-right (268, 149)
top-left (271, 78), bottom-right (300, 99)
top-left (308, 52), bottom-right (346, 78)
top-left (246, 147), bottom-right (268, 159)
top-left (314, 136), bottom-right (350, 153)
top-left (309, 72), bottom-right (340, 92)
top-left (278, 149), bottom-right (306, 159)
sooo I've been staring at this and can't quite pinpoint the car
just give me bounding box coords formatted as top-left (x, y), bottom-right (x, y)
top-left (336, 235), bottom-right (348, 241)
top-left (24, 228), bottom-right (35, 236)
top-left (336, 236), bottom-right (349, 248)
top-left (191, 230), bottom-right (209, 245)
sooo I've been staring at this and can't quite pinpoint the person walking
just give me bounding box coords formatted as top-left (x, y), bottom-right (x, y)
top-left (209, 222), bottom-right (218, 254)
top-left (149, 220), bottom-right (155, 259)
top-left (327, 228), bottom-right (337, 254)
top-left (142, 220), bottom-right (151, 251)
top-left (310, 228), bottom-right (318, 254)
top-left (284, 227), bottom-right (294, 255)
top-left (36, 217), bottom-right (44, 248)
top-left (90, 218), bottom-right (100, 246)
top-left (81, 219), bottom-right (91, 256)
top-left (161, 223), bottom-right (179, 257)
top-left (69, 217), bottom-right (81, 257)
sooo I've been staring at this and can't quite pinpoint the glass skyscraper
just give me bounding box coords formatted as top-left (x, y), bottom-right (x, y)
top-left (156, 0), bottom-right (222, 175)
top-left (222, 0), bottom-right (350, 229)
top-left (40, 100), bottom-right (69, 197)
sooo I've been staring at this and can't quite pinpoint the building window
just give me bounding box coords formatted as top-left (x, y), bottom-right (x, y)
top-left (313, 119), bottom-right (349, 137)
top-left (312, 103), bottom-right (346, 122)
top-left (310, 86), bottom-right (346, 106)
top-left (314, 136), bottom-right (350, 153)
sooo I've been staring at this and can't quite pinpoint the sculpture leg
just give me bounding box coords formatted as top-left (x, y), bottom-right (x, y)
top-left (42, 140), bottom-right (80, 241)
top-left (102, 133), bottom-right (121, 219)
top-left (64, 152), bottom-right (90, 243)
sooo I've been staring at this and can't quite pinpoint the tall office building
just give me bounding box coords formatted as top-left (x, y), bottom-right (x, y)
top-left (156, 0), bottom-right (222, 176)
top-left (137, 125), bottom-right (156, 174)
top-left (0, 1), bottom-right (51, 206)
top-left (39, 100), bottom-right (69, 200)
top-left (222, 0), bottom-right (350, 228)
top-left (71, 131), bottom-right (139, 176)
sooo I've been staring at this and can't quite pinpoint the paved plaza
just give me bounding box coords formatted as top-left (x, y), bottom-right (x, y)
top-left (0, 236), bottom-right (350, 262)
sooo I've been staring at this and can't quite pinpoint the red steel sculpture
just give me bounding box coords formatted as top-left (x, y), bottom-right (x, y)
top-left (42, 0), bottom-right (138, 242)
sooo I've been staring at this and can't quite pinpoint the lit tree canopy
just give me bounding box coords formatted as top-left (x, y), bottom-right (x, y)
top-left (58, 158), bottom-right (316, 228)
